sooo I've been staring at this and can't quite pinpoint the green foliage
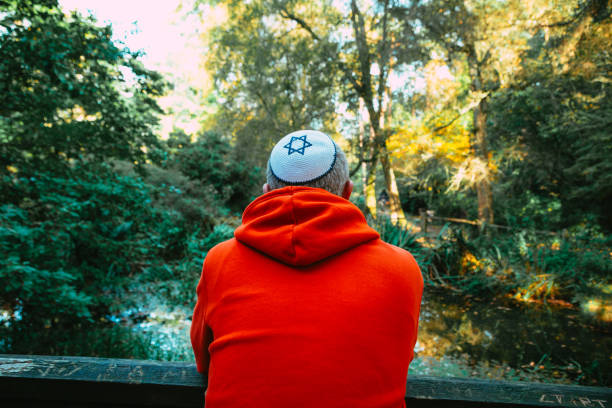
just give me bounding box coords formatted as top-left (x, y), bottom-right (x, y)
top-left (0, 0), bottom-right (167, 172)
top-left (429, 227), bottom-right (611, 306)
top-left (0, 162), bottom-right (224, 356)
top-left (375, 219), bottom-right (611, 307)
top-left (369, 214), bottom-right (422, 253)
top-left (202, 223), bottom-right (235, 250)
top-left (0, 0), bottom-right (187, 356)
top-left (1, 322), bottom-right (166, 360)
top-left (113, 160), bottom-right (222, 233)
top-left (398, 157), bottom-right (476, 219)
top-left (202, 0), bottom-right (341, 165)
top-left (0, 166), bottom-right (146, 325)
top-left (486, 6), bottom-right (612, 231)
top-left (167, 131), bottom-right (262, 210)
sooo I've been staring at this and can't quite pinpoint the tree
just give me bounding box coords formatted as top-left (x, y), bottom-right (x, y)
top-left (396, 0), bottom-right (611, 226)
top-left (487, 0), bottom-right (612, 229)
top-left (167, 130), bottom-right (262, 210)
top-left (395, 0), bottom-right (513, 223)
top-left (195, 0), bottom-right (427, 223)
top-left (0, 0), bottom-right (167, 174)
top-left (273, 0), bottom-right (428, 223)
top-left (0, 0), bottom-right (171, 340)
top-left (200, 0), bottom-right (340, 168)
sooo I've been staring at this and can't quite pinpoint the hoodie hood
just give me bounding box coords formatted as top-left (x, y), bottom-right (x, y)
top-left (234, 186), bottom-right (380, 266)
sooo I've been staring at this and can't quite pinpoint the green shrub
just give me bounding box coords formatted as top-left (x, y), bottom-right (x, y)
top-left (0, 163), bottom-right (203, 337)
top-left (112, 161), bottom-right (222, 232)
top-left (167, 131), bottom-right (262, 211)
top-left (0, 322), bottom-right (172, 360)
top-left (372, 216), bottom-right (611, 306)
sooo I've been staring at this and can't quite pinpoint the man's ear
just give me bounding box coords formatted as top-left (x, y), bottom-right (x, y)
top-left (262, 183), bottom-right (271, 194)
top-left (341, 180), bottom-right (353, 200)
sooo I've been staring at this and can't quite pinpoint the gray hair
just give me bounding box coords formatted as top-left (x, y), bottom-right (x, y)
top-left (266, 144), bottom-right (349, 196)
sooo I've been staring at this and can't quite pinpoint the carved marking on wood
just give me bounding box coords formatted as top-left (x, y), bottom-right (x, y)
top-left (37, 364), bottom-right (53, 377)
top-left (0, 359), bottom-right (35, 374)
top-left (540, 394), bottom-right (607, 407)
top-left (54, 362), bottom-right (81, 377)
top-left (65, 363), bottom-right (83, 377)
top-left (128, 366), bottom-right (144, 384)
top-left (96, 363), bottom-right (118, 382)
top-left (161, 370), bottom-right (173, 381)
top-left (580, 397), bottom-right (593, 406)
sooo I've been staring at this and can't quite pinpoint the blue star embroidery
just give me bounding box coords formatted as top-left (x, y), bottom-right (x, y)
top-left (283, 135), bottom-right (312, 155)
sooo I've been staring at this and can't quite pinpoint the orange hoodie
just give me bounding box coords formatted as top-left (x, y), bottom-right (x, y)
top-left (191, 186), bottom-right (423, 408)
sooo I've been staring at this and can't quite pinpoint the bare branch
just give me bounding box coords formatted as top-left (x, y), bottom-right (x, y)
top-left (252, 88), bottom-right (284, 134)
top-left (349, 161), bottom-right (362, 177)
top-left (479, 48), bottom-right (492, 66)
top-left (277, 6), bottom-right (321, 41)
top-left (388, 93), bottom-right (489, 156)
top-left (277, 4), bottom-right (364, 96)
top-left (376, 0), bottom-right (391, 111)
top-left (349, 154), bottom-right (378, 178)
top-left (350, 0), bottom-right (373, 104)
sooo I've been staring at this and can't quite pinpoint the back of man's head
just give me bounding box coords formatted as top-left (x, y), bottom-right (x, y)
top-left (266, 130), bottom-right (350, 197)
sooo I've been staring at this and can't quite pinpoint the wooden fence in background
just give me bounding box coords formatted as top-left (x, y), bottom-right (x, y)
top-left (418, 209), bottom-right (559, 236)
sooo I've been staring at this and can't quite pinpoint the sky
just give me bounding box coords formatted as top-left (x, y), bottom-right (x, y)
top-left (55, 1), bottom-right (435, 137)
top-left (59, 0), bottom-right (208, 137)
top-left (59, 0), bottom-right (198, 72)
top-left (56, 1), bottom-right (429, 90)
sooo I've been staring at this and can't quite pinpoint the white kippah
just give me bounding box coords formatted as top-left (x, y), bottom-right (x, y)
top-left (269, 130), bottom-right (337, 184)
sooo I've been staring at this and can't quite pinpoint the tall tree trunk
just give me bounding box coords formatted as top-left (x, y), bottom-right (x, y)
top-left (358, 98), bottom-right (367, 198)
top-left (378, 85), bottom-right (406, 225)
top-left (365, 154), bottom-right (378, 218)
top-left (359, 98), bottom-right (377, 217)
top-left (467, 49), bottom-right (494, 224)
top-left (380, 143), bottom-right (405, 224)
top-left (473, 99), bottom-right (493, 224)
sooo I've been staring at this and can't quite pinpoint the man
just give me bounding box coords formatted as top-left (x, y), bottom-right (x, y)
top-left (191, 130), bottom-right (423, 408)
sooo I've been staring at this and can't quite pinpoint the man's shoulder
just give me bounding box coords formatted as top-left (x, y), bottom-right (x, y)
top-left (205, 236), bottom-right (264, 267)
top-left (206, 237), bottom-right (239, 259)
top-left (363, 237), bottom-right (418, 262)
top-left (357, 238), bottom-right (423, 281)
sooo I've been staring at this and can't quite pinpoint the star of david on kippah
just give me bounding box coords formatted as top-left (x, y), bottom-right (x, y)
top-left (283, 135), bottom-right (312, 155)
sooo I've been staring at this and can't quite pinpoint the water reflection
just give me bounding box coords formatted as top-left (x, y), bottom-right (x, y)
top-left (414, 288), bottom-right (611, 385)
top-left (112, 304), bottom-right (193, 361)
top-left (118, 287), bottom-right (611, 385)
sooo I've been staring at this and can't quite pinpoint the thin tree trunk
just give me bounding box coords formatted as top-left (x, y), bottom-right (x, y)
top-left (365, 124), bottom-right (378, 218)
top-left (378, 83), bottom-right (406, 225)
top-left (467, 49), bottom-right (494, 225)
top-left (473, 98), bottom-right (493, 224)
top-left (380, 143), bottom-right (405, 224)
top-left (358, 99), bottom-right (367, 197)
top-left (359, 98), bottom-right (377, 217)
top-left (279, 0), bottom-right (407, 221)
top-left (365, 161), bottom-right (377, 218)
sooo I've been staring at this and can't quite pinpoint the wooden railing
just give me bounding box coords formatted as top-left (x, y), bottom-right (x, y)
top-left (0, 355), bottom-right (610, 407)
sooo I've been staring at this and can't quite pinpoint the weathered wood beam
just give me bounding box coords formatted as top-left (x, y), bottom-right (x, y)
top-left (0, 355), bottom-right (610, 408)
top-left (0, 355), bottom-right (204, 408)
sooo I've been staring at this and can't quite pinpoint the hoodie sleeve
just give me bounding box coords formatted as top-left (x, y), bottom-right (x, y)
top-left (191, 260), bottom-right (211, 374)
top-left (405, 252), bottom-right (424, 365)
